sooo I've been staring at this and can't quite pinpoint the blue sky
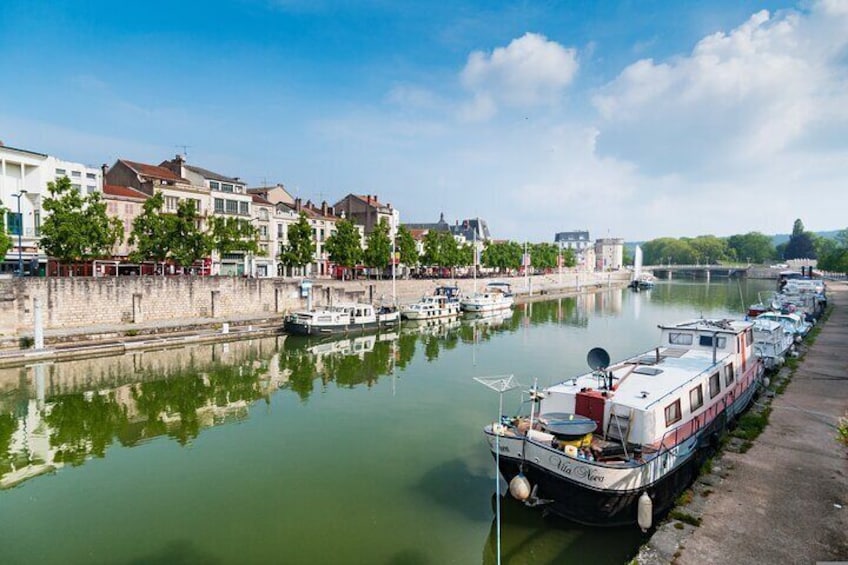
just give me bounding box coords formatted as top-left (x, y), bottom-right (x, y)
top-left (2, 0), bottom-right (846, 241)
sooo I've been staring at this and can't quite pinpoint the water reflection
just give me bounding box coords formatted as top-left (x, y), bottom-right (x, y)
top-left (0, 283), bottom-right (756, 494)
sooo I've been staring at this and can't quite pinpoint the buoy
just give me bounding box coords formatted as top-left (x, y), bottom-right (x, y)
top-left (509, 474), bottom-right (532, 501)
top-left (637, 492), bottom-right (653, 532)
top-left (763, 376), bottom-right (770, 388)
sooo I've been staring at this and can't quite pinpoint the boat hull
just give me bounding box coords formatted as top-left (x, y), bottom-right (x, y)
top-left (283, 319), bottom-right (384, 336)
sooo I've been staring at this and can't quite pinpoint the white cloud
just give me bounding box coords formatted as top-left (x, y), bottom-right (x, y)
top-left (459, 32), bottom-right (578, 120)
top-left (592, 2), bottom-right (848, 174)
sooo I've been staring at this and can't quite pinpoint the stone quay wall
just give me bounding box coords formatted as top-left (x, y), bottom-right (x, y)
top-left (0, 271), bottom-right (631, 335)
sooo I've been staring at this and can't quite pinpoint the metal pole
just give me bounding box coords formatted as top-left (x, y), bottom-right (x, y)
top-left (496, 390), bottom-right (503, 565)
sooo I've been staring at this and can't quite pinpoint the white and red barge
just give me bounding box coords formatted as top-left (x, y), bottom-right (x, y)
top-left (483, 319), bottom-right (763, 527)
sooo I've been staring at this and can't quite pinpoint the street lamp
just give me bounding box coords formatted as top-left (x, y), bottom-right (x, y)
top-left (12, 190), bottom-right (27, 277)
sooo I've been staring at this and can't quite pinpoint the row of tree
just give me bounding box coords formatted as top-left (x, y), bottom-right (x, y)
top-left (0, 177), bottom-right (260, 270)
top-left (639, 219), bottom-right (848, 273)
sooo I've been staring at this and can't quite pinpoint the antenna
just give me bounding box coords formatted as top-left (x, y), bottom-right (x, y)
top-left (174, 144), bottom-right (191, 158)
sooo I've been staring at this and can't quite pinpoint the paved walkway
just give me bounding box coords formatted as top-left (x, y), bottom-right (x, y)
top-left (676, 283), bottom-right (848, 563)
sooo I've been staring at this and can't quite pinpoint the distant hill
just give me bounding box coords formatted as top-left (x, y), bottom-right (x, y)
top-left (771, 230), bottom-right (841, 246)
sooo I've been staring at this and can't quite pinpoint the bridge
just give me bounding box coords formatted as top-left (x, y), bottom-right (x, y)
top-left (644, 265), bottom-right (751, 281)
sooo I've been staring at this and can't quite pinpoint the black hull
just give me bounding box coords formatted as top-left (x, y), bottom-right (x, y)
top-left (493, 411), bottom-right (726, 527)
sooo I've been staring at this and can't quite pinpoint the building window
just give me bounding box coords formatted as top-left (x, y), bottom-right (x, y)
top-left (259, 243), bottom-right (268, 255)
top-left (71, 183), bottom-right (82, 191)
top-left (71, 171), bottom-right (82, 178)
top-left (86, 172), bottom-right (96, 180)
top-left (55, 168), bottom-right (66, 176)
top-left (125, 203), bottom-right (133, 214)
top-left (259, 209), bottom-right (269, 220)
top-left (7, 212), bottom-right (22, 236)
top-left (689, 385), bottom-right (704, 411)
top-left (277, 224), bottom-right (285, 239)
top-left (210, 181), bottom-right (220, 191)
top-left (239, 201), bottom-right (249, 215)
top-left (190, 198), bottom-right (201, 214)
top-left (225, 200), bottom-right (238, 214)
top-left (33, 211), bottom-right (40, 237)
top-left (222, 183), bottom-right (234, 193)
top-left (725, 364), bottom-right (735, 386)
top-left (664, 399), bottom-right (682, 427)
top-left (87, 185), bottom-right (97, 194)
top-left (165, 196), bottom-right (179, 212)
top-left (214, 198), bottom-right (224, 213)
top-left (259, 225), bottom-right (268, 237)
top-left (709, 372), bottom-right (721, 399)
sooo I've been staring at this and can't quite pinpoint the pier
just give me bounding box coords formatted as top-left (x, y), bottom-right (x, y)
top-left (638, 282), bottom-right (848, 563)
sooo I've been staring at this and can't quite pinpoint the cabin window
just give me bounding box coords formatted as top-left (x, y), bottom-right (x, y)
top-left (725, 363), bottom-right (735, 386)
top-left (669, 332), bottom-right (693, 345)
top-left (709, 372), bottom-right (721, 398)
top-left (689, 385), bottom-right (704, 411)
top-left (699, 335), bottom-right (726, 348)
top-left (664, 399), bottom-right (682, 427)
top-left (745, 328), bottom-right (753, 345)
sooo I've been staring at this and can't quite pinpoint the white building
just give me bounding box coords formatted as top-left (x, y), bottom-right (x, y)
top-left (0, 142), bottom-right (102, 275)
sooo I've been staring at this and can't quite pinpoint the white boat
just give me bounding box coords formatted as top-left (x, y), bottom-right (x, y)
top-left (284, 302), bottom-right (399, 336)
top-left (751, 318), bottom-right (794, 371)
top-left (756, 311), bottom-right (811, 341)
top-left (628, 246), bottom-right (656, 290)
top-left (460, 282), bottom-right (514, 313)
top-left (481, 318), bottom-right (763, 527)
top-left (401, 286), bottom-right (462, 320)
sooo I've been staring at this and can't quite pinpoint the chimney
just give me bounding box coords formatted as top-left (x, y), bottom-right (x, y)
top-left (295, 198), bottom-right (302, 212)
top-left (367, 195), bottom-right (372, 206)
top-left (175, 153), bottom-right (184, 163)
top-left (321, 201), bottom-right (328, 216)
top-left (101, 163), bottom-right (108, 179)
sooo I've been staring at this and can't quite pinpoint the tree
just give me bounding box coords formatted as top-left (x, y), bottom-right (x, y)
top-left (364, 218), bottom-right (391, 277)
top-left (481, 241), bottom-right (522, 272)
top-left (41, 176), bottom-right (123, 265)
top-left (0, 202), bottom-right (13, 262)
top-left (530, 242), bottom-right (560, 270)
top-left (129, 192), bottom-right (172, 265)
top-left (783, 218), bottom-right (817, 259)
top-left (687, 235), bottom-right (729, 264)
top-left (726, 232), bottom-right (775, 264)
top-left (324, 219), bottom-right (362, 279)
top-left (279, 212), bottom-right (315, 277)
top-left (395, 225), bottom-right (419, 272)
top-left (209, 216), bottom-right (259, 257)
top-left (169, 200), bottom-right (210, 268)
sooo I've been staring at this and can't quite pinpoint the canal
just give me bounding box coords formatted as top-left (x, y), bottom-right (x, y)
top-left (0, 279), bottom-right (776, 564)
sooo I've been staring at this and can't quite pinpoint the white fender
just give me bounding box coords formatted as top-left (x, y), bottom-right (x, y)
top-left (637, 492), bottom-right (653, 532)
top-left (509, 474), bottom-right (532, 501)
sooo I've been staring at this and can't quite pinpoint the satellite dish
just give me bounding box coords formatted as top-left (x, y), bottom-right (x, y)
top-left (587, 347), bottom-right (610, 370)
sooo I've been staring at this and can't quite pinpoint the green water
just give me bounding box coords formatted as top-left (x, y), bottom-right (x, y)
top-left (0, 279), bottom-right (774, 564)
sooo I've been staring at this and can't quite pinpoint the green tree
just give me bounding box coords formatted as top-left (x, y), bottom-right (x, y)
top-left (481, 241), bottom-right (522, 272)
top-left (395, 225), bottom-right (419, 274)
top-left (41, 176), bottom-right (123, 266)
top-left (129, 192), bottom-right (172, 265)
top-left (726, 232), bottom-right (775, 264)
top-left (421, 230), bottom-right (444, 267)
top-left (364, 218), bottom-right (391, 277)
top-left (279, 212), bottom-right (315, 277)
top-left (530, 242), bottom-right (559, 270)
top-left (209, 216), bottom-right (259, 257)
top-left (0, 202), bottom-right (13, 262)
top-left (324, 219), bottom-right (362, 279)
top-left (784, 218), bottom-right (817, 259)
top-left (169, 200), bottom-right (210, 268)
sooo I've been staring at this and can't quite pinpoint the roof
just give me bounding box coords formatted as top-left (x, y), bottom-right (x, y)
top-left (251, 193), bottom-right (272, 206)
top-left (0, 144), bottom-right (48, 158)
top-left (103, 184), bottom-right (148, 200)
top-left (185, 164), bottom-right (242, 184)
top-left (120, 159), bottom-right (187, 182)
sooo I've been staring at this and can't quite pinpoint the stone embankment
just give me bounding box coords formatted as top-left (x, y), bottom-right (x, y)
top-left (636, 282), bottom-right (848, 564)
top-left (0, 271), bottom-right (630, 361)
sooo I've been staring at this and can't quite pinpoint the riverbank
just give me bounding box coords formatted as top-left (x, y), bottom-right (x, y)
top-left (0, 273), bottom-right (630, 366)
top-left (636, 281), bottom-right (848, 564)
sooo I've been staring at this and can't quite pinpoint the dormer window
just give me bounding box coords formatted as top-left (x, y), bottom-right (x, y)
top-left (210, 181), bottom-right (220, 190)
top-left (222, 183), bottom-right (234, 193)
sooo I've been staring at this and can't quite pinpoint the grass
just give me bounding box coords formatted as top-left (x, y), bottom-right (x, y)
top-left (669, 509), bottom-right (702, 527)
top-left (675, 489), bottom-right (694, 506)
top-left (838, 414), bottom-right (848, 447)
top-left (18, 336), bottom-right (34, 349)
top-left (732, 407), bottom-right (772, 441)
top-left (124, 329), bottom-right (139, 337)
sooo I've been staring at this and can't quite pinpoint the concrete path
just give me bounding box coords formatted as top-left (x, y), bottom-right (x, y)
top-left (676, 283), bottom-right (848, 563)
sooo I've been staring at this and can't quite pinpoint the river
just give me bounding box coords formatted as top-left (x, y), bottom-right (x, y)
top-left (0, 278), bottom-right (776, 564)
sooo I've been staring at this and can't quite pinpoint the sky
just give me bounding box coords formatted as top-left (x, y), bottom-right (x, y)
top-left (1, 0), bottom-right (846, 242)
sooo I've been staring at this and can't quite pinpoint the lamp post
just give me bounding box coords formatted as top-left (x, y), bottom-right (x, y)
top-left (12, 190), bottom-right (27, 277)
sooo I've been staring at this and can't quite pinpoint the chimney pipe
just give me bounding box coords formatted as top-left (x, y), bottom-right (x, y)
top-left (295, 198), bottom-right (302, 212)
